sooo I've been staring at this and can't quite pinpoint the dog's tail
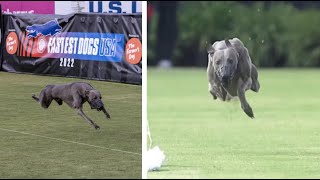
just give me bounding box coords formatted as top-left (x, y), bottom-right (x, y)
top-left (32, 93), bottom-right (39, 102)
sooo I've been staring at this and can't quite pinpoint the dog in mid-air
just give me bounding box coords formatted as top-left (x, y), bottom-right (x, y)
top-left (32, 82), bottom-right (111, 129)
top-left (206, 38), bottom-right (260, 118)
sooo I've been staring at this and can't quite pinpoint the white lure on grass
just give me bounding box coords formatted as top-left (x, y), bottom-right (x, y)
top-left (146, 146), bottom-right (166, 171)
top-left (146, 120), bottom-right (165, 171)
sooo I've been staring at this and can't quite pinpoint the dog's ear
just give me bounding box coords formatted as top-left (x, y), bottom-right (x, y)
top-left (225, 39), bottom-right (232, 48)
top-left (206, 41), bottom-right (215, 54)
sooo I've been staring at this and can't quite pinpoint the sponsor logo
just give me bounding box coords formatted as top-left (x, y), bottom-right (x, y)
top-left (26, 19), bottom-right (62, 39)
top-left (37, 37), bottom-right (47, 53)
top-left (6, 32), bottom-right (18, 55)
top-left (125, 38), bottom-right (142, 64)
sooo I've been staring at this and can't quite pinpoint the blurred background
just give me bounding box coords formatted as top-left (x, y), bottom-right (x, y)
top-left (147, 1), bottom-right (320, 68)
top-left (147, 2), bottom-right (320, 178)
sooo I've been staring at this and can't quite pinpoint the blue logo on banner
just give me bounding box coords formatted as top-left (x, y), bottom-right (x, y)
top-left (26, 19), bottom-right (62, 39)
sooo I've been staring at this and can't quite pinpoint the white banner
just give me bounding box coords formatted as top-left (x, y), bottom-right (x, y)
top-left (54, 1), bottom-right (142, 15)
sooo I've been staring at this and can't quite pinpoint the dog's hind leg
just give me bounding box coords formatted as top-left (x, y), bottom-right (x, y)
top-left (76, 108), bottom-right (100, 130)
top-left (33, 89), bottom-right (53, 109)
top-left (250, 64), bottom-right (260, 92)
top-left (238, 77), bottom-right (254, 118)
top-left (40, 92), bottom-right (53, 109)
top-left (41, 98), bottom-right (53, 109)
top-left (54, 98), bottom-right (63, 105)
top-left (32, 93), bottom-right (52, 108)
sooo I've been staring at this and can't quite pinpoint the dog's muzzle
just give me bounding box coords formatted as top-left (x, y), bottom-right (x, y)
top-left (216, 72), bottom-right (233, 88)
top-left (217, 67), bottom-right (236, 88)
top-left (221, 75), bottom-right (231, 87)
top-left (89, 100), bottom-right (104, 111)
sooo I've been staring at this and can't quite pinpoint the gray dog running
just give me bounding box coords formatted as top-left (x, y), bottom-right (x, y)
top-left (32, 82), bottom-right (111, 129)
top-left (206, 38), bottom-right (260, 118)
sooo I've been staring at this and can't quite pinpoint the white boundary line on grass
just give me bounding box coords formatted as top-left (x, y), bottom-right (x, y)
top-left (0, 127), bottom-right (141, 156)
top-left (141, 1), bottom-right (148, 179)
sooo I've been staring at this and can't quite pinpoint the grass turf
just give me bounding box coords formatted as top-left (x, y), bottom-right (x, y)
top-left (147, 68), bottom-right (320, 179)
top-left (0, 72), bottom-right (141, 178)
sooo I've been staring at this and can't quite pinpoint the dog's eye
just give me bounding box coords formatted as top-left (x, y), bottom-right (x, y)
top-left (216, 60), bottom-right (221, 65)
top-left (227, 59), bottom-right (233, 64)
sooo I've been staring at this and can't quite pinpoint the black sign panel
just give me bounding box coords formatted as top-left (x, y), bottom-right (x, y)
top-left (1, 13), bottom-right (142, 85)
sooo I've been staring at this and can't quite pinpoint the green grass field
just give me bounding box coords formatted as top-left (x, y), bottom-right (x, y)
top-left (0, 72), bottom-right (141, 178)
top-left (147, 68), bottom-right (320, 179)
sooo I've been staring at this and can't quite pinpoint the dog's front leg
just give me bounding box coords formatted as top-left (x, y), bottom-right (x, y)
top-left (237, 77), bottom-right (254, 118)
top-left (208, 83), bottom-right (218, 100)
top-left (101, 107), bottom-right (111, 119)
top-left (220, 86), bottom-right (228, 101)
top-left (76, 108), bottom-right (100, 130)
top-left (207, 56), bottom-right (218, 100)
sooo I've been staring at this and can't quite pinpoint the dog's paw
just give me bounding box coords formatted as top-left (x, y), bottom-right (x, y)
top-left (94, 124), bottom-right (100, 130)
top-left (242, 105), bottom-right (255, 119)
top-left (209, 90), bottom-right (217, 100)
top-left (244, 108), bottom-right (254, 119)
top-left (106, 114), bottom-right (111, 119)
top-left (246, 111), bottom-right (255, 119)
